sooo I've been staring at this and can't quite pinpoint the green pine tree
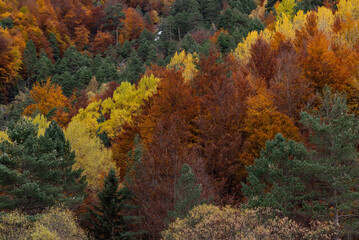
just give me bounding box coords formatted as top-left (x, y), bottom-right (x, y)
top-left (52, 71), bottom-right (76, 97)
top-left (242, 134), bottom-right (315, 216)
top-left (124, 135), bottom-right (144, 185)
top-left (34, 50), bottom-right (53, 83)
top-left (89, 168), bottom-right (140, 240)
top-left (137, 41), bottom-right (150, 62)
top-left (243, 87), bottom-right (359, 236)
top-left (120, 49), bottom-right (145, 84)
top-left (23, 39), bottom-right (37, 87)
top-left (96, 58), bottom-right (120, 84)
top-left (168, 164), bottom-right (208, 220)
top-left (119, 40), bottom-right (133, 59)
top-left (55, 46), bottom-right (91, 75)
top-left (300, 87), bottom-right (359, 234)
top-left (180, 34), bottom-right (199, 54)
top-left (0, 120), bottom-right (87, 214)
top-left (49, 33), bottom-right (61, 61)
top-left (217, 32), bottom-right (235, 54)
top-left (145, 44), bottom-right (158, 66)
top-left (102, 3), bottom-right (125, 43)
top-left (77, 66), bottom-right (93, 87)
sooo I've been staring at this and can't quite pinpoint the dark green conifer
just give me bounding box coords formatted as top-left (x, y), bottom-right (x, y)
top-left (0, 120), bottom-right (87, 213)
top-left (119, 40), bottom-right (132, 59)
top-left (120, 49), bottom-right (145, 84)
top-left (34, 50), bottom-right (53, 83)
top-left (23, 39), bottom-right (37, 87)
top-left (96, 58), bottom-right (120, 84)
top-left (49, 33), bottom-right (61, 61)
top-left (168, 164), bottom-right (207, 220)
top-left (89, 168), bottom-right (140, 240)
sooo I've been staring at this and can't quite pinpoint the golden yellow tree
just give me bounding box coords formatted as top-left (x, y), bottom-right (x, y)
top-left (167, 50), bottom-right (198, 82)
top-left (73, 74), bottom-right (159, 138)
top-left (65, 119), bottom-right (115, 190)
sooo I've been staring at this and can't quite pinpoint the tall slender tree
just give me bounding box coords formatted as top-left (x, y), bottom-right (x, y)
top-left (89, 168), bottom-right (140, 240)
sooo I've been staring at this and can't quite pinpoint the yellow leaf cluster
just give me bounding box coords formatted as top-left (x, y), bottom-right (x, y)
top-left (317, 6), bottom-right (335, 36)
top-left (336, 0), bottom-right (359, 20)
top-left (233, 29), bottom-right (273, 64)
top-left (167, 50), bottom-right (198, 82)
top-left (65, 119), bottom-right (115, 190)
top-left (23, 114), bottom-right (50, 137)
top-left (275, 0), bottom-right (297, 19)
top-left (0, 207), bottom-right (86, 240)
top-left (0, 131), bottom-right (10, 142)
top-left (74, 74), bottom-right (160, 138)
top-left (275, 10), bottom-right (307, 40)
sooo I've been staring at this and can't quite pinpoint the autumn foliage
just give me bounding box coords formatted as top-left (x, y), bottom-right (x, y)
top-left (1, 0), bottom-right (359, 239)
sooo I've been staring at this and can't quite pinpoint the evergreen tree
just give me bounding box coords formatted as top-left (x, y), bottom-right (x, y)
top-left (23, 39), bottom-right (37, 86)
top-left (242, 134), bottom-right (315, 216)
top-left (89, 168), bottom-right (140, 240)
top-left (77, 66), bottom-right (93, 87)
top-left (119, 40), bottom-right (132, 59)
top-left (300, 87), bottom-right (359, 233)
top-left (139, 29), bottom-right (155, 45)
top-left (170, 0), bottom-right (204, 40)
top-left (137, 41), bottom-right (150, 62)
top-left (200, 0), bottom-right (221, 26)
top-left (217, 32), bottom-right (235, 54)
top-left (124, 135), bottom-right (144, 184)
top-left (34, 50), bottom-right (53, 83)
top-left (168, 164), bottom-right (207, 220)
top-left (92, 55), bottom-right (103, 76)
top-left (180, 34), bottom-right (199, 54)
top-left (55, 46), bottom-right (91, 75)
top-left (120, 49), bottom-right (145, 84)
top-left (145, 44), bottom-right (158, 66)
top-left (0, 17), bottom-right (14, 29)
top-left (49, 33), bottom-right (61, 61)
top-left (52, 71), bottom-right (76, 97)
top-left (243, 88), bottom-right (359, 236)
top-left (96, 58), bottom-right (120, 84)
top-left (229, 0), bottom-right (257, 15)
top-left (102, 3), bottom-right (125, 43)
top-left (0, 120), bottom-right (87, 213)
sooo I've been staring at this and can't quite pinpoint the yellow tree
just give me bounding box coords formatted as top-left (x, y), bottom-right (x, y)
top-left (317, 6), bottom-right (335, 36)
top-left (167, 50), bottom-right (198, 82)
top-left (65, 119), bottom-right (115, 190)
top-left (73, 74), bottom-right (159, 138)
top-left (275, 0), bottom-right (297, 19)
top-left (234, 29), bottom-right (273, 64)
top-left (336, 0), bottom-right (359, 20)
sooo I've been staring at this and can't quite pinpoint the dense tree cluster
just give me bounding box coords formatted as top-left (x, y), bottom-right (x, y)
top-left (1, 0), bottom-right (359, 239)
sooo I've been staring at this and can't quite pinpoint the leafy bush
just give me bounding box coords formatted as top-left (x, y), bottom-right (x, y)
top-left (162, 204), bottom-right (337, 240)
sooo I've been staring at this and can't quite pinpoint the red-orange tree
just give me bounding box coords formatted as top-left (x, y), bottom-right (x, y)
top-left (23, 78), bottom-right (71, 126)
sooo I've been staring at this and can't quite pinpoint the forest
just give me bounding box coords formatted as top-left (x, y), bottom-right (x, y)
top-left (0, 0), bottom-right (358, 239)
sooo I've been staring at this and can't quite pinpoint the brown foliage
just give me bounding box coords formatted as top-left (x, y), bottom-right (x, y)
top-left (121, 7), bottom-right (146, 41)
top-left (138, 67), bottom-right (199, 147)
top-left (92, 31), bottom-right (115, 55)
top-left (193, 51), bottom-right (250, 200)
top-left (269, 40), bottom-right (314, 119)
top-left (247, 37), bottom-right (277, 87)
top-left (127, 115), bottom-right (217, 239)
